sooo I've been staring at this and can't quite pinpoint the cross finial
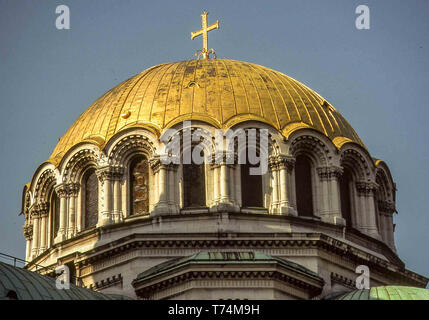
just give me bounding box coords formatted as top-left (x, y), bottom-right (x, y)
top-left (191, 11), bottom-right (219, 59)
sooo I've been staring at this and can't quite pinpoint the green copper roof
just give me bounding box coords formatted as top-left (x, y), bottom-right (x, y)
top-left (135, 251), bottom-right (321, 283)
top-left (0, 261), bottom-right (132, 300)
top-left (333, 286), bottom-right (429, 300)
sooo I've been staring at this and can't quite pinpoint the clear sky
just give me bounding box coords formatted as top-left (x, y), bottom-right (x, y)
top-left (0, 0), bottom-right (428, 284)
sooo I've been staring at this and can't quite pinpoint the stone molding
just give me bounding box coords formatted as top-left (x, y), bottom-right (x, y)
top-left (134, 269), bottom-right (323, 299)
top-left (330, 272), bottom-right (355, 289)
top-left (85, 274), bottom-right (123, 291)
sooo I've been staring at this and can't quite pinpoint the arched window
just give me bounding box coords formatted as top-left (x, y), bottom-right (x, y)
top-left (241, 162), bottom-right (263, 207)
top-left (295, 155), bottom-right (314, 217)
top-left (339, 168), bottom-right (353, 226)
top-left (84, 168), bottom-right (98, 229)
top-left (130, 156), bottom-right (149, 215)
top-left (183, 148), bottom-right (206, 208)
top-left (50, 191), bottom-right (60, 243)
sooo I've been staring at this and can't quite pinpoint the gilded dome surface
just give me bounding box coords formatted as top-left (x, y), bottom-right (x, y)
top-left (50, 59), bottom-right (363, 164)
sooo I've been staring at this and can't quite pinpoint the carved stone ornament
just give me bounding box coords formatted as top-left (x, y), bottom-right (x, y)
top-left (356, 181), bottom-right (378, 196)
top-left (317, 166), bottom-right (343, 180)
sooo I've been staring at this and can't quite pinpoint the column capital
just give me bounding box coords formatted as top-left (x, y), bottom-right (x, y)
top-left (268, 155), bottom-right (295, 171)
top-left (356, 181), bottom-right (378, 196)
top-left (149, 156), bottom-right (162, 173)
top-left (54, 183), bottom-right (69, 198)
top-left (111, 166), bottom-right (125, 180)
top-left (33, 201), bottom-right (49, 216)
top-left (66, 182), bottom-right (80, 197)
top-left (317, 166), bottom-right (343, 180)
top-left (378, 200), bottom-right (396, 214)
top-left (212, 151), bottom-right (236, 165)
top-left (95, 166), bottom-right (116, 183)
top-left (23, 225), bottom-right (33, 240)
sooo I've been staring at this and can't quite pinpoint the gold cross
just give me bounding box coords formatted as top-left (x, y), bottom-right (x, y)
top-left (191, 11), bottom-right (219, 59)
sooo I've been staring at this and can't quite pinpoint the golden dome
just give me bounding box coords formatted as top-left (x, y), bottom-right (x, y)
top-left (49, 59), bottom-right (364, 164)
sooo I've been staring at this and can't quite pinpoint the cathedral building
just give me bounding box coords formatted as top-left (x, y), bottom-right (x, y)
top-left (19, 13), bottom-right (428, 300)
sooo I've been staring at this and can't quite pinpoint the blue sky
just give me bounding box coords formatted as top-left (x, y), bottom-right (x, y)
top-left (0, 0), bottom-right (428, 284)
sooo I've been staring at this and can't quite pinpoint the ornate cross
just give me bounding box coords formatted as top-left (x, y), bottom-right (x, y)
top-left (191, 11), bottom-right (219, 59)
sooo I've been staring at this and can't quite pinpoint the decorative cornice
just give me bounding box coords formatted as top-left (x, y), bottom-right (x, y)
top-left (134, 269), bottom-right (323, 299)
top-left (330, 272), bottom-right (355, 289)
top-left (86, 274), bottom-right (123, 291)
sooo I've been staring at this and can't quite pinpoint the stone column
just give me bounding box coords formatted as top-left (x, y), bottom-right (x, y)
top-left (96, 167), bottom-right (114, 227)
top-left (23, 225), bottom-right (33, 262)
top-left (31, 210), bottom-right (40, 259)
top-left (268, 156), bottom-right (279, 214)
top-left (213, 152), bottom-right (235, 212)
top-left (317, 166), bottom-right (345, 226)
top-left (234, 164), bottom-right (242, 207)
top-left (67, 183), bottom-right (79, 238)
top-left (112, 166), bottom-right (124, 223)
top-left (150, 156), bottom-right (170, 215)
top-left (37, 202), bottom-right (49, 253)
top-left (356, 181), bottom-right (382, 240)
top-left (211, 164), bottom-right (220, 206)
top-left (167, 163), bottom-right (179, 214)
top-left (278, 155), bottom-right (297, 216)
top-left (54, 184), bottom-right (68, 243)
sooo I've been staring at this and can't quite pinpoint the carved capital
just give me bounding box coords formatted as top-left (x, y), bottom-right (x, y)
top-left (96, 166), bottom-right (115, 183)
top-left (66, 182), bottom-right (80, 197)
top-left (378, 200), bottom-right (395, 214)
top-left (149, 156), bottom-right (161, 173)
top-left (317, 166), bottom-right (343, 180)
top-left (112, 166), bottom-right (125, 179)
top-left (23, 225), bottom-right (33, 240)
top-left (54, 183), bottom-right (68, 198)
top-left (212, 151), bottom-right (236, 165)
top-left (268, 155), bottom-right (294, 171)
top-left (33, 201), bottom-right (49, 217)
top-left (356, 181), bottom-right (378, 196)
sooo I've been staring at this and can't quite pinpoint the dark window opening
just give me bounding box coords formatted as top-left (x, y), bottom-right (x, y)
top-left (241, 162), bottom-right (263, 207)
top-left (6, 290), bottom-right (18, 300)
top-left (65, 262), bottom-right (77, 286)
top-left (84, 168), bottom-right (98, 229)
top-left (183, 149), bottom-right (206, 208)
top-left (295, 155), bottom-right (314, 217)
top-left (51, 191), bottom-right (60, 242)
